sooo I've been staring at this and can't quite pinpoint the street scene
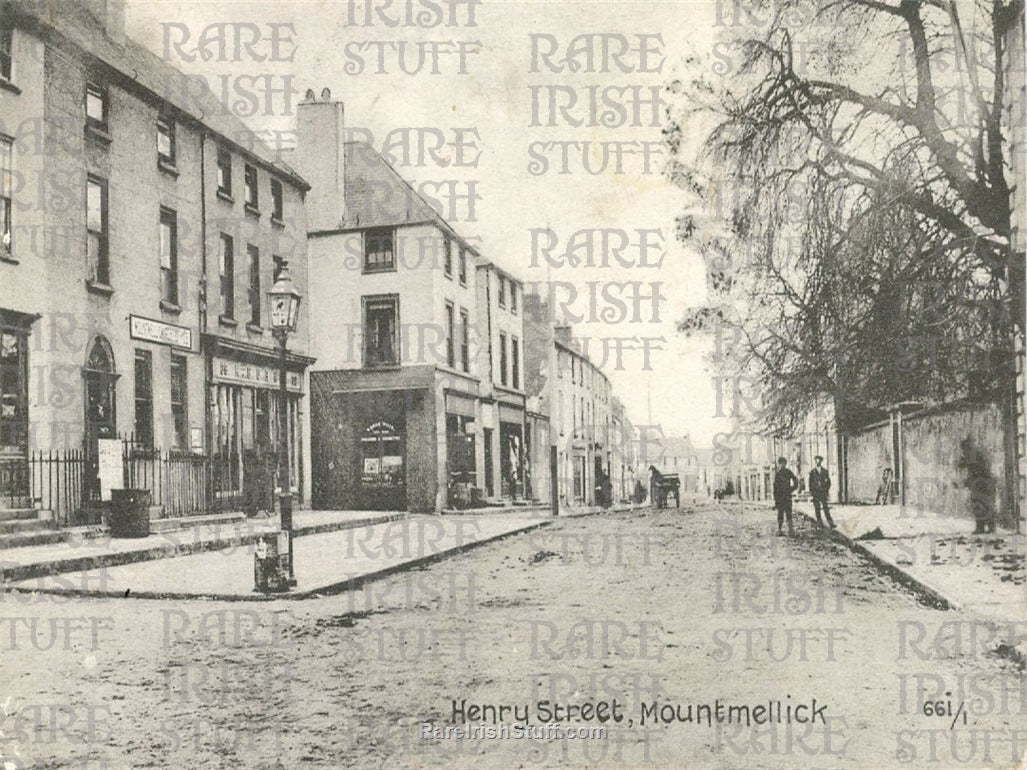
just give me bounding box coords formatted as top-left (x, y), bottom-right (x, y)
top-left (0, 0), bottom-right (1025, 767)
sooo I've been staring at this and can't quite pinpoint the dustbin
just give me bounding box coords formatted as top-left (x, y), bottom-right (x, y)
top-left (108, 489), bottom-right (151, 538)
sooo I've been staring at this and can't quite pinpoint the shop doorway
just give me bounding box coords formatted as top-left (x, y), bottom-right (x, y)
top-left (360, 420), bottom-right (405, 510)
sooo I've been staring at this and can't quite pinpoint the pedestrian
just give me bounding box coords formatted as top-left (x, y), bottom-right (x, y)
top-left (875, 467), bottom-right (893, 504)
top-left (773, 457), bottom-right (798, 537)
top-left (808, 455), bottom-right (835, 529)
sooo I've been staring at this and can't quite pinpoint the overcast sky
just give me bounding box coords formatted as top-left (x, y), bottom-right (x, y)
top-left (125, 0), bottom-right (730, 447)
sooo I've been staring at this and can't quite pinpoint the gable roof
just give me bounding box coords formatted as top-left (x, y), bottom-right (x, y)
top-left (8, 0), bottom-right (307, 189)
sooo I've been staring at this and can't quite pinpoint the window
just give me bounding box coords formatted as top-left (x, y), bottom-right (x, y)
top-left (0, 21), bottom-right (11, 81)
top-left (86, 176), bottom-right (109, 285)
top-left (247, 244), bottom-right (261, 326)
top-left (498, 276), bottom-right (506, 308)
top-left (499, 332), bottom-right (508, 386)
top-left (159, 208), bottom-right (178, 305)
top-left (219, 233), bottom-right (234, 319)
top-left (0, 136), bottom-right (11, 257)
top-left (445, 302), bottom-right (455, 368)
top-left (244, 164), bottom-right (258, 209)
top-left (511, 336), bottom-right (520, 389)
top-left (133, 349), bottom-right (153, 447)
top-left (170, 353), bottom-right (188, 449)
top-left (273, 254), bottom-right (285, 281)
top-left (157, 117), bottom-right (175, 166)
top-left (364, 227), bottom-right (395, 272)
top-left (459, 308), bottom-right (470, 373)
top-left (443, 236), bottom-right (452, 278)
top-left (510, 283), bottom-right (517, 313)
top-left (458, 247), bottom-right (467, 285)
top-left (364, 296), bottom-right (398, 366)
top-left (270, 178), bottom-right (283, 221)
top-left (85, 83), bottom-right (107, 130)
top-left (217, 147), bottom-right (232, 196)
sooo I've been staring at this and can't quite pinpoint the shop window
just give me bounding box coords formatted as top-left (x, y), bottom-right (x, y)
top-left (364, 295), bottom-right (398, 366)
top-left (0, 325), bottom-right (28, 452)
top-left (364, 227), bottom-right (395, 272)
top-left (86, 176), bottom-right (109, 285)
top-left (361, 421), bottom-right (403, 489)
top-left (133, 349), bottom-right (153, 447)
top-left (160, 207), bottom-right (178, 305)
top-left (170, 353), bottom-right (187, 449)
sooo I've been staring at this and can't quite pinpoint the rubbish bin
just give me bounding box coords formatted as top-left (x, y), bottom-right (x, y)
top-left (108, 489), bottom-right (151, 538)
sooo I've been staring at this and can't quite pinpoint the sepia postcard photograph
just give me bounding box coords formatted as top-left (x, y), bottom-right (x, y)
top-left (0, 0), bottom-right (1025, 767)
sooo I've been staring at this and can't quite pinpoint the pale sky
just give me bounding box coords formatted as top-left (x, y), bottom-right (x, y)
top-left (125, 0), bottom-right (731, 446)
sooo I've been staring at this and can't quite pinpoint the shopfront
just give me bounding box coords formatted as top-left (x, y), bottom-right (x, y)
top-left (0, 309), bottom-right (37, 503)
top-left (204, 337), bottom-right (311, 509)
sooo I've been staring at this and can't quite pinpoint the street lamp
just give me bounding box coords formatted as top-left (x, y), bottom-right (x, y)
top-left (268, 263), bottom-right (302, 586)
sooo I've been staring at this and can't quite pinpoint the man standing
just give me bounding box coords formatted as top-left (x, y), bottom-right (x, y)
top-left (809, 455), bottom-right (835, 529)
top-left (773, 457), bottom-right (798, 537)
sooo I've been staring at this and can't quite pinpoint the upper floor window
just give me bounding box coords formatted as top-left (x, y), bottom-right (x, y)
top-left (159, 207), bottom-right (178, 305)
top-left (499, 332), bottom-right (508, 386)
top-left (270, 178), bottom-right (283, 221)
top-left (216, 147), bottom-right (232, 197)
top-left (458, 248), bottom-right (467, 286)
top-left (510, 283), bottom-right (517, 314)
top-left (459, 308), bottom-right (470, 373)
top-left (273, 253), bottom-right (285, 281)
top-left (247, 244), bottom-right (261, 326)
top-left (445, 302), bottom-right (455, 368)
top-left (364, 227), bottom-right (395, 272)
top-left (511, 336), bottom-right (520, 389)
top-left (0, 136), bottom-right (11, 257)
top-left (157, 117), bottom-right (175, 167)
top-left (443, 236), bottom-right (452, 278)
top-left (0, 21), bottom-right (12, 81)
top-left (497, 276), bottom-right (506, 308)
top-left (364, 296), bottom-right (399, 367)
top-left (86, 175), bottom-right (109, 285)
top-left (244, 164), bottom-right (258, 210)
top-left (219, 233), bottom-right (234, 319)
top-left (85, 83), bottom-right (108, 131)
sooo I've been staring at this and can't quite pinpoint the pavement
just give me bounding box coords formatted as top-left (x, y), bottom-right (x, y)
top-left (0, 510), bottom-right (406, 584)
top-left (5, 514), bottom-right (553, 600)
top-left (795, 501), bottom-right (1026, 660)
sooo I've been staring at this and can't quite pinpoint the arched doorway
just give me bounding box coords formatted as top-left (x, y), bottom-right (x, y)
top-left (83, 337), bottom-right (117, 506)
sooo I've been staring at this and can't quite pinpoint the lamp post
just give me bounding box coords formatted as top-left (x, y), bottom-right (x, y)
top-left (267, 264), bottom-right (302, 586)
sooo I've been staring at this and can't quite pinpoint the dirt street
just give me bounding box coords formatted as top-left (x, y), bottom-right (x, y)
top-left (2, 503), bottom-right (1024, 769)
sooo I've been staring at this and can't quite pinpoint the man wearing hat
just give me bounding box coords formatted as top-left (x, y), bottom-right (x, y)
top-left (773, 457), bottom-right (799, 536)
top-left (809, 455), bottom-right (835, 529)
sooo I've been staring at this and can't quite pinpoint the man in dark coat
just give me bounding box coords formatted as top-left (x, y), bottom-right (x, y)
top-left (773, 457), bottom-right (798, 536)
top-left (808, 455), bottom-right (835, 529)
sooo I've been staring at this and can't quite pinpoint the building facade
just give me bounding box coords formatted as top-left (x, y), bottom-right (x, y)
top-left (0, 0), bottom-right (312, 522)
top-left (293, 93), bottom-right (532, 512)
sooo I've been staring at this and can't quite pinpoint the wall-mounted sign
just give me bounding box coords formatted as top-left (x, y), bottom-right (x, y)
top-left (129, 315), bottom-right (193, 350)
top-left (212, 356), bottom-right (302, 393)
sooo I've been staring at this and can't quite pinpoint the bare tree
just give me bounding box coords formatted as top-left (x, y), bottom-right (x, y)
top-left (669, 0), bottom-right (1023, 434)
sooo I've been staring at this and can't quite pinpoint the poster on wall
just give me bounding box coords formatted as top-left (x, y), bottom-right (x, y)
top-left (96, 438), bottom-right (123, 502)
